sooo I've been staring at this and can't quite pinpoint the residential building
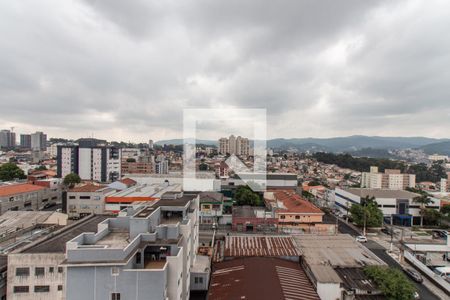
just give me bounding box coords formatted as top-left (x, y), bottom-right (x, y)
top-left (441, 178), bottom-right (448, 193)
top-left (334, 187), bottom-right (441, 226)
top-left (149, 139), bottom-right (154, 150)
top-left (265, 190), bottom-right (333, 234)
top-left (7, 215), bottom-right (110, 300)
top-left (56, 145), bottom-right (121, 182)
top-left (0, 255), bottom-right (6, 300)
top-left (361, 166), bottom-right (415, 190)
top-left (0, 130), bottom-right (15, 148)
top-left (64, 192), bottom-right (210, 300)
top-left (20, 134), bottom-right (32, 149)
top-left (199, 192), bottom-right (232, 224)
top-left (218, 135), bottom-right (250, 156)
top-left (30, 132), bottom-right (47, 151)
top-left (428, 154), bottom-right (448, 162)
top-left (122, 160), bottom-right (153, 174)
top-left (66, 183), bottom-right (115, 219)
top-left (0, 183), bottom-right (61, 214)
top-left (155, 159), bottom-right (169, 174)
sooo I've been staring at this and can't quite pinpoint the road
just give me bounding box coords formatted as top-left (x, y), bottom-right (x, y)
top-left (325, 214), bottom-right (440, 300)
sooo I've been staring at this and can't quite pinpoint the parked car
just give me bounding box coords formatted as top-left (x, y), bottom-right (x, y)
top-left (355, 236), bottom-right (368, 243)
top-left (413, 291), bottom-right (420, 299)
top-left (404, 268), bottom-right (423, 283)
top-left (381, 227), bottom-right (393, 235)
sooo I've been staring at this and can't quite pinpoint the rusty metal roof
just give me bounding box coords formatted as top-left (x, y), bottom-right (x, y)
top-left (224, 235), bottom-right (300, 258)
top-left (209, 257), bottom-right (320, 300)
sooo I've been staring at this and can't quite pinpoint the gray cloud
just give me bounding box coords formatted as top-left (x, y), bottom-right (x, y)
top-left (0, 0), bottom-right (449, 141)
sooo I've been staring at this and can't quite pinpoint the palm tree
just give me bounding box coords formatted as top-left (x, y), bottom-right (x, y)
top-left (413, 194), bottom-right (432, 227)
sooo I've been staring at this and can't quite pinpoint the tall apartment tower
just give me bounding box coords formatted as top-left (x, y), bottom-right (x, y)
top-left (57, 145), bottom-right (121, 182)
top-left (149, 139), bottom-right (154, 149)
top-left (218, 135), bottom-right (250, 156)
top-left (361, 166), bottom-right (415, 190)
top-left (31, 131), bottom-right (47, 151)
top-left (20, 134), bottom-right (32, 148)
top-left (0, 129), bottom-right (16, 148)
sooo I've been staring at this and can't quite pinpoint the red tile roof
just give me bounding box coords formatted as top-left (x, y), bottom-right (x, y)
top-left (0, 183), bottom-right (46, 197)
top-left (275, 190), bottom-right (323, 214)
top-left (120, 178), bottom-right (137, 187)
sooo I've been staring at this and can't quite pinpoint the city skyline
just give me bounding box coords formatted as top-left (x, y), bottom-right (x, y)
top-left (1, 0), bottom-right (450, 141)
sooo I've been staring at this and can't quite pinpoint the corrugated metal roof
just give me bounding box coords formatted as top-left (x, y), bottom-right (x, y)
top-left (224, 235), bottom-right (300, 257)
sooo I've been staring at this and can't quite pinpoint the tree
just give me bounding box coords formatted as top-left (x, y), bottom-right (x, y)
top-left (364, 266), bottom-right (416, 300)
top-left (422, 208), bottom-right (442, 226)
top-left (441, 205), bottom-right (450, 216)
top-left (126, 158), bottom-right (136, 163)
top-left (234, 186), bottom-right (262, 206)
top-left (35, 165), bottom-right (47, 171)
top-left (199, 163), bottom-right (208, 171)
top-left (413, 194), bottom-right (432, 227)
top-left (350, 196), bottom-right (383, 234)
top-left (0, 163), bottom-right (26, 181)
top-left (63, 173), bottom-right (81, 188)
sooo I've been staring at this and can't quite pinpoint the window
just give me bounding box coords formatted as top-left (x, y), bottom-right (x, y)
top-left (49, 267), bottom-right (54, 273)
top-left (34, 286), bottom-right (50, 293)
top-left (58, 285), bottom-right (63, 291)
top-left (80, 196), bottom-right (91, 199)
top-left (58, 267), bottom-right (63, 273)
top-left (69, 196), bottom-right (76, 199)
top-left (295, 215), bottom-right (300, 219)
top-left (280, 215), bottom-right (285, 219)
top-left (13, 286), bottom-right (29, 293)
top-left (51, 196), bottom-right (57, 200)
top-left (194, 277), bottom-right (204, 284)
top-left (111, 293), bottom-right (121, 300)
top-left (35, 267), bottom-right (45, 277)
top-left (15, 267), bottom-right (30, 276)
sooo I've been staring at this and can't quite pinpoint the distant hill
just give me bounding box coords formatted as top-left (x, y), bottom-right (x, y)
top-left (419, 141), bottom-right (450, 156)
top-left (156, 135), bottom-right (448, 153)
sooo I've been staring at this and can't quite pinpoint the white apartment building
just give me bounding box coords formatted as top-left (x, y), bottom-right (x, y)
top-left (428, 154), bottom-right (448, 162)
top-left (57, 145), bottom-right (121, 182)
top-left (218, 135), bottom-right (250, 156)
top-left (361, 166), bottom-right (415, 190)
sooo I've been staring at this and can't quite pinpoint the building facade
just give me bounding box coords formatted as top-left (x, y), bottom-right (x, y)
top-left (0, 183), bottom-right (61, 214)
top-left (0, 130), bottom-right (16, 148)
top-left (20, 134), bottom-right (32, 149)
top-left (66, 183), bottom-right (114, 219)
top-left (30, 132), bottom-right (47, 151)
top-left (361, 166), bottom-right (415, 190)
top-left (57, 145), bottom-right (121, 182)
top-left (218, 135), bottom-right (250, 156)
top-left (334, 188), bottom-right (441, 226)
top-left (64, 192), bottom-right (209, 300)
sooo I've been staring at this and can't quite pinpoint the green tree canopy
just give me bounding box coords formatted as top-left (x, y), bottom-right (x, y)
top-left (349, 196), bottom-right (383, 227)
top-left (234, 186), bottom-right (262, 206)
top-left (364, 266), bottom-right (416, 300)
top-left (35, 165), bottom-right (47, 171)
top-left (0, 163), bottom-right (26, 181)
top-left (126, 158), bottom-right (136, 163)
top-left (63, 173), bottom-right (81, 187)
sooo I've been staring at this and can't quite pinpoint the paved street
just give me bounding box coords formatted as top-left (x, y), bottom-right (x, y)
top-left (325, 214), bottom-right (442, 300)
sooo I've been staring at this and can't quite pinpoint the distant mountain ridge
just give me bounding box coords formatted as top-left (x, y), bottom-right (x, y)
top-left (156, 135), bottom-right (449, 153)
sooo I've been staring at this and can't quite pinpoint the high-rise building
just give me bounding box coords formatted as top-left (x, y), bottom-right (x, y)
top-left (20, 134), bottom-right (32, 148)
top-left (361, 166), bottom-right (415, 190)
top-left (57, 145), bottom-right (121, 182)
top-left (0, 129), bottom-right (16, 148)
top-left (31, 131), bottom-right (47, 151)
top-left (149, 139), bottom-right (154, 149)
top-left (155, 159), bottom-right (169, 174)
top-left (218, 135), bottom-right (250, 156)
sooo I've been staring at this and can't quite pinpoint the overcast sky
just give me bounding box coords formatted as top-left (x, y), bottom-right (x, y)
top-left (1, 0), bottom-right (449, 142)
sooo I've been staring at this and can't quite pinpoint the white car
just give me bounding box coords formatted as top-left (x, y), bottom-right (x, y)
top-left (355, 236), bottom-right (368, 243)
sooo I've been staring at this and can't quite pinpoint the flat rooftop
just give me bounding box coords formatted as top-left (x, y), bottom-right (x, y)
top-left (224, 235), bottom-right (300, 258)
top-left (95, 231), bottom-right (130, 249)
top-left (107, 183), bottom-right (182, 198)
top-left (209, 257), bottom-right (319, 300)
top-left (344, 188), bottom-right (419, 199)
top-left (21, 215), bottom-right (111, 253)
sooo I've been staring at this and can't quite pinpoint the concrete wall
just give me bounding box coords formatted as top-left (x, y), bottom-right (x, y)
top-left (7, 253), bottom-right (66, 300)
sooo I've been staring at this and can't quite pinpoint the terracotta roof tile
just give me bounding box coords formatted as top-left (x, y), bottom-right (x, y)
top-left (0, 183), bottom-right (46, 197)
